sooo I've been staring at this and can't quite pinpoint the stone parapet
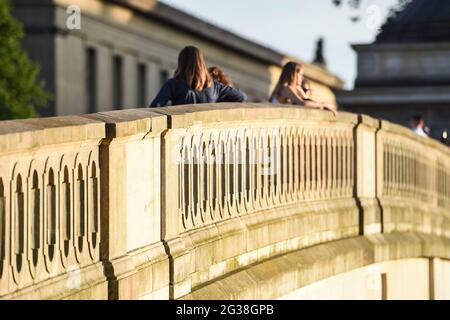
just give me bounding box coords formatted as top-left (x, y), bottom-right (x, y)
top-left (0, 103), bottom-right (449, 299)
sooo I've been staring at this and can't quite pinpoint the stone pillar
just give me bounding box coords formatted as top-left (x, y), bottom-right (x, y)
top-left (355, 115), bottom-right (382, 235)
top-left (86, 110), bottom-right (170, 300)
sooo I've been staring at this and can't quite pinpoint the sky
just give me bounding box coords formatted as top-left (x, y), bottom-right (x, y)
top-left (160, 0), bottom-right (400, 89)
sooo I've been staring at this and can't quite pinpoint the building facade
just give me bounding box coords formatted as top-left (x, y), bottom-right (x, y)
top-left (337, 0), bottom-right (450, 140)
top-left (11, 0), bottom-right (343, 117)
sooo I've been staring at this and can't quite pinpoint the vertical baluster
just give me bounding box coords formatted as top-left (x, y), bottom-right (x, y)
top-left (236, 134), bottom-right (244, 213)
top-left (388, 141), bottom-right (393, 197)
top-left (279, 130), bottom-right (286, 203)
top-left (14, 175), bottom-right (25, 275)
top-left (321, 133), bottom-right (327, 199)
top-left (75, 164), bottom-right (86, 256)
top-left (211, 139), bottom-right (218, 220)
top-left (418, 156), bottom-right (423, 201)
top-left (311, 132), bottom-right (317, 200)
top-left (29, 171), bottom-right (41, 269)
top-left (341, 133), bottom-right (347, 198)
top-left (268, 130), bottom-right (275, 205)
top-left (191, 142), bottom-right (199, 225)
top-left (266, 133), bottom-right (273, 205)
top-left (219, 140), bottom-right (227, 219)
top-left (60, 167), bottom-right (71, 258)
top-left (299, 132), bottom-right (305, 201)
top-left (293, 131), bottom-right (300, 201)
top-left (305, 131), bottom-right (311, 200)
top-left (327, 135), bottom-right (332, 199)
top-left (400, 143), bottom-right (404, 198)
top-left (331, 133), bottom-right (337, 199)
top-left (181, 143), bottom-right (190, 228)
top-left (316, 132), bottom-right (322, 200)
top-left (394, 142), bottom-right (398, 198)
top-left (336, 132), bottom-right (342, 198)
top-left (228, 135), bottom-right (235, 215)
top-left (343, 132), bottom-right (348, 197)
top-left (200, 141), bottom-right (208, 223)
top-left (261, 134), bottom-right (268, 206)
top-left (409, 148), bottom-right (414, 198)
top-left (280, 130), bottom-right (285, 202)
top-left (243, 135), bottom-right (251, 213)
top-left (405, 148), bottom-right (409, 198)
top-left (406, 146), bottom-right (410, 198)
top-left (253, 134), bottom-right (260, 209)
top-left (290, 132), bottom-right (296, 201)
top-left (47, 170), bottom-right (57, 254)
top-left (390, 141), bottom-right (394, 197)
top-left (88, 164), bottom-right (99, 254)
top-left (414, 152), bottom-right (420, 199)
top-left (400, 145), bottom-right (404, 198)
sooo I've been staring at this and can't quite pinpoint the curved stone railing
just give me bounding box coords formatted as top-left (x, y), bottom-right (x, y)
top-left (173, 112), bottom-right (354, 230)
top-left (158, 105), bottom-right (450, 299)
top-left (158, 105), bottom-right (361, 298)
top-left (378, 121), bottom-right (450, 236)
top-left (0, 104), bottom-right (449, 300)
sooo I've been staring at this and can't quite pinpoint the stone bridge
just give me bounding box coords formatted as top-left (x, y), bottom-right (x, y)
top-left (0, 104), bottom-right (449, 300)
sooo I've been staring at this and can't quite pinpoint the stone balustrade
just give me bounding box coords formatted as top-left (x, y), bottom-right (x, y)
top-left (0, 117), bottom-right (105, 299)
top-left (377, 120), bottom-right (450, 236)
top-left (0, 104), bottom-right (449, 300)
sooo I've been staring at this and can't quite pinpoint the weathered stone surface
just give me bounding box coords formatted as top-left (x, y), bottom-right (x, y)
top-left (181, 232), bottom-right (450, 300)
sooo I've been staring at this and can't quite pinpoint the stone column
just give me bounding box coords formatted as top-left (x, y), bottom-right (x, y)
top-left (86, 109), bottom-right (170, 300)
top-left (355, 115), bottom-right (382, 235)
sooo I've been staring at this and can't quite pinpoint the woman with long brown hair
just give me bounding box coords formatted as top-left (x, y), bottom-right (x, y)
top-left (270, 62), bottom-right (337, 115)
top-left (150, 46), bottom-right (246, 107)
top-left (208, 66), bottom-right (234, 87)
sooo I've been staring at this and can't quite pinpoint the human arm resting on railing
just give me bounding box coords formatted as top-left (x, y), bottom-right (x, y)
top-left (303, 100), bottom-right (337, 116)
top-left (280, 86), bottom-right (337, 116)
top-left (216, 82), bottom-right (247, 103)
top-left (150, 79), bottom-right (173, 107)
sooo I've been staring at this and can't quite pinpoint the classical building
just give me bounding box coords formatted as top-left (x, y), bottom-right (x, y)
top-left (11, 0), bottom-right (343, 117)
top-left (337, 0), bottom-right (450, 140)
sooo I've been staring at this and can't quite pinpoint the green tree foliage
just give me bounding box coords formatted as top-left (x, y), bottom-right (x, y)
top-left (0, 0), bottom-right (50, 120)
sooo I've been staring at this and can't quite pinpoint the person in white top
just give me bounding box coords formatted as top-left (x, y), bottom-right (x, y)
top-left (409, 115), bottom-right (428, 137)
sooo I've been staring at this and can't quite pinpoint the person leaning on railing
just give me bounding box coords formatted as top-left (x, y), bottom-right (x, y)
top-left (269, 61), bottom-right (337, 116)
top-left (150, 46), bottom-right (247, 107)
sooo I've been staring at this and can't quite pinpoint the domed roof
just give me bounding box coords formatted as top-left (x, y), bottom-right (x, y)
top-left (376, 0), bottom-right (450, 43)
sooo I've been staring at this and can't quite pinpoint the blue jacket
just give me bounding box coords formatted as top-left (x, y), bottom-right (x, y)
top-left (150, 78), bottom-right (247, 107)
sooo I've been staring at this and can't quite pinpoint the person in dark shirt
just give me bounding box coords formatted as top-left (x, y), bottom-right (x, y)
top-left (150, 46), bottom-right (247, 107)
